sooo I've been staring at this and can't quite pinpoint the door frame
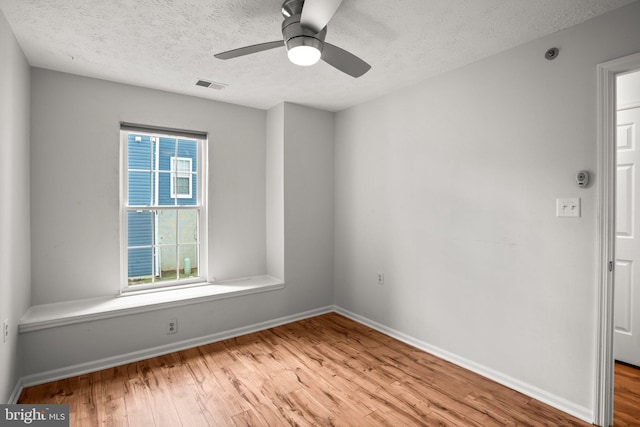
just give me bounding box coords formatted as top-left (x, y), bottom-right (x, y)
top-left (595, 51), bottom-right (640, 427)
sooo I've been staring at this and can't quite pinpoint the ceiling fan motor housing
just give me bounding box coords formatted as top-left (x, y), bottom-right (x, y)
top-left (281, 0), bottom-right (305, 17)
top-left (282, 13), bottom-right (326, 55)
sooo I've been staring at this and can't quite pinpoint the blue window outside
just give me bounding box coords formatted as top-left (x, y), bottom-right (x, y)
top-left (124, 131), bottom-right (201, 287)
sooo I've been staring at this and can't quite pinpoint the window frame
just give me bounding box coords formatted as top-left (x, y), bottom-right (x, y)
top-left (170, 156), bottom-right (193, 199)
top-left (119, 126), bottom-right (208, 294)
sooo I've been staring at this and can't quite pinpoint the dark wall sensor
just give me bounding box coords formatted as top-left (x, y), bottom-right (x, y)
top-left (545, 47), bottom-right (559, 60)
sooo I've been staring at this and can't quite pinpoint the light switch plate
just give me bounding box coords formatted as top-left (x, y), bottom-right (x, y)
top-left (556, 198), bottom-right (580, 217)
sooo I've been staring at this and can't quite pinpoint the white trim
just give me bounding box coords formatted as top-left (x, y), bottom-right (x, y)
top-left (19, 275), bottom-right (285, 333)
top-left (7, 378), bottom-right (24, 404)
top-left (126, 205), bottom-right (204, 211)
top-left (18, 306), bottom-right (333, 389)
top-left (595, 51), bottom-right (640, 427)
top-left (119, 130), bottom-right (128, 294)
top-left (617, 100), bottom-right (640, 111)
top-left (335, 306), bottom-right (593, 423)
top-left (198, 137), bottom-right (209, 282)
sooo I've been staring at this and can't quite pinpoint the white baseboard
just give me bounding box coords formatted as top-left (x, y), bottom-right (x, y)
top-left (19, 305), bottom-right (334, 389)
top-left (334, 306), bottom-right (593, 424)
top-left (7, 378), bottom-right (24, 404)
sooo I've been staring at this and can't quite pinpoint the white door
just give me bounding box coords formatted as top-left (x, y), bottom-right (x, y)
top-left (615, 106), bottom-right (640, 367)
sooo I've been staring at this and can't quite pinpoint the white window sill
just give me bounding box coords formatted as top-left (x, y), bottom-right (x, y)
top-left (19, 275), bottom-right (285, 333)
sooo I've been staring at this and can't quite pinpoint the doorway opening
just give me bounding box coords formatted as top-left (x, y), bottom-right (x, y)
top-left (613, 69), bottom-right (640, 369)
top-left (613, 67), bottom-right (640, 426)
top-left (595, 52), bottom-right (640, 427)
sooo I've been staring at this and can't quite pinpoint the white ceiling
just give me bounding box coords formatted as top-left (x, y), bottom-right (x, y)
top-left (0, 0), bottom-right (636, 112)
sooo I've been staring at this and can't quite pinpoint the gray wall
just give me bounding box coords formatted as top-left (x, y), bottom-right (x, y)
top-left (0, 10), bottom-right (31, 402)
top-left (30, 69), bottom-right (268, 304)
top-left (266, 104), bottom-right (285, 280)
top-left (334, 1), bottom-right (640, 416)
top-left (21, 79), bottom-right (335, 377)
top-left (283, 103), bottom-right (335, 308)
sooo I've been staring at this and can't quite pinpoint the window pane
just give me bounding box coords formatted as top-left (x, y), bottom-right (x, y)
top-left (157, 209), bottom-right (177, 245)
top-left (128, 247), bottom-right (153, 281)
top-left (176, 173), bottom-right (196, 206)
top-left (176, 177), bottom-right (190, 195)
top-left (127, 135), bottom-right (151, 170)
top-left (128, 171), bottom-right (152, 205)
top-left (158, 138), bottom-right (176, 172)
top-left (128, 211), bottom-right (153, 247)
top-left (178, 210), bottom-right (198, 244)
top-left (176, 158), bottom-right (190, 173)
top-left (158, 172), bottom-right (173, 206)
top-left (158, 245), bottom-right (177, 282)
top-left (177, 139), bottom-right (197, 171)
top-left (179, 245), bottom-right (198, 278)
top-left (177, 140), bottom-right (197, 207)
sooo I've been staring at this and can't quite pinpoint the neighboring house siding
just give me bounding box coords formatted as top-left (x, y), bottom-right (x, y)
top-left (128, 211), bottom-right (153, 277)
top-left (127, 135), bottom-right (152, 205)
top-left (128, 134), bottom-right (153, 278)
top-left (158, 137), bottom-right (197, 206)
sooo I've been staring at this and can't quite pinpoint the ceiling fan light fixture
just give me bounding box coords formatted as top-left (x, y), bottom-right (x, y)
top-left (288, 45), bottom-right (321, 66)
top-left (286, 36), bottom-right (322, 66)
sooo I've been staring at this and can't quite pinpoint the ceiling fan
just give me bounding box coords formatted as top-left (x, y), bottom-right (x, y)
top-left (214, 0), bottom-right (371, 78)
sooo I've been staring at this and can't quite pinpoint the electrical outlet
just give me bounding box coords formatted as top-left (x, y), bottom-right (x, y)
top-left (166, 318), bottom-right (178, 335)
top-left (377, 273), bottom-right (384, 285)
top-left (2, 319), bottom-right (8, 343)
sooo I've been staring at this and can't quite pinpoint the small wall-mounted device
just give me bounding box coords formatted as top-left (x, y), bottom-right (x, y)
top-left (576, 171), bottom-right (590, 187)
top-left (545, 47), bottom-right (559, 60)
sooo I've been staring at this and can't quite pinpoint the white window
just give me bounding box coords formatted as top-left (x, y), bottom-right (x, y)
top-left (171, 157), bottom-right (192, 198)
top-left (120, 125), bottom-right (208, 292)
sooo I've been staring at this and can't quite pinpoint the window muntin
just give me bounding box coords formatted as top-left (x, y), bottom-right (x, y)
top-left (121, 129), bottom-right (206, 291)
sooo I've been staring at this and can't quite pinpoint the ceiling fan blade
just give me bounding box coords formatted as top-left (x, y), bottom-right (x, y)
top-left (215, 40), bottom-right (284, 60)
top-left (300, 0), bottom-right (343, 33)
top-left (321, 43), bottom-right (370, 78)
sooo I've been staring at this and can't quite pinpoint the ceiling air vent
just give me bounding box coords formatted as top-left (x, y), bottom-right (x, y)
top-left (195, 79), bottom-right (228, 90)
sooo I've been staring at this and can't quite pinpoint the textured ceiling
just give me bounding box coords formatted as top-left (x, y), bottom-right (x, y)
top-left (0, 0), bottom-right (636, 111)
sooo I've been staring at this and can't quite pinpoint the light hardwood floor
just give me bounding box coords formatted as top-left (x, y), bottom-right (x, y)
top-left (614, 362), bottom-right (640, 427)
top-left (19, 313), bottom-right (595, 426)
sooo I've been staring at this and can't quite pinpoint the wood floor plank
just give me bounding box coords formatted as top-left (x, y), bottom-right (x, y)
top-left (99, 366), bottom-right (127, 404)
top-left (97, 397), bottom-right (128, 427)
top-left (276, 361), bottom-right (374, 422)
top-left (209, 367), bottom-right (252, 417)
top-left (135, 359), bottom-right (182, 427)
top-left (74, 373), bottom-right (100, 427)
top-left (121, 364), bottom-right (157, 427)
top-left (19, 313), bottom-right (605, 426)
top-left (614, 362), bottom-right (640, 427)
top-left (188, 365), bottom-right (238, 425)
top-left (231, 408), bottom-right (271, 427)
top-left (150, 352), bottom-right (211, 427)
